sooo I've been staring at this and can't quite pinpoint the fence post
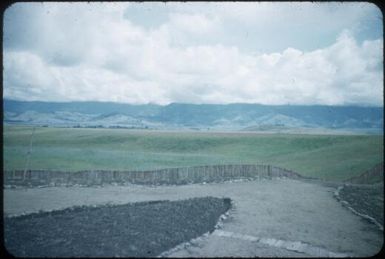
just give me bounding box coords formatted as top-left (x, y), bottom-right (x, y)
top-left (23, 127), bottom-right (35, 183)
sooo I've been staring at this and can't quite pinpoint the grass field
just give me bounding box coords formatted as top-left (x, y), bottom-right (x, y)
top-left (3, 125), bottom-right (383, 181)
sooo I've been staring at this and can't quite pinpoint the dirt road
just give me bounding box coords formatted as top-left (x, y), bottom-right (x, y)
top-left (4, 178), bottom-right (383, 257)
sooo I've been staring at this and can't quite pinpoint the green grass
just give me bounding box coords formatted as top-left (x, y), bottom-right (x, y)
top-left (3, 125), bottom-right (383, 181)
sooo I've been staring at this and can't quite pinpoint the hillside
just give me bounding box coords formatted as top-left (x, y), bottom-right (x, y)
top-left (3, 125), bottom-right (383, 180)
top-left (3, 99), bottom-right (383, 133)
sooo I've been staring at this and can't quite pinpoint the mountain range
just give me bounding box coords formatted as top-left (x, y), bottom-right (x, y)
top-left (3, 99), bottom-right (383, 134)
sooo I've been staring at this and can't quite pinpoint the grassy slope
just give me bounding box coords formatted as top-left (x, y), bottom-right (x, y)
top-left (3, 125), bottom-right (383, 181)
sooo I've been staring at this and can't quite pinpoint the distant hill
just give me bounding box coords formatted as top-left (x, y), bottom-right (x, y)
top-left (3, 99), bottom-right (383, 133)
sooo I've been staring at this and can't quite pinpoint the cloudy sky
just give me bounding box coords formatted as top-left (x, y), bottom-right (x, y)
top-left (3, 2), bottom-right (383, 106)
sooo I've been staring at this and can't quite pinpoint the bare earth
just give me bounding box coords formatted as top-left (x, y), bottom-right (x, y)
top-left (3, 178), bottom-right (383, 257)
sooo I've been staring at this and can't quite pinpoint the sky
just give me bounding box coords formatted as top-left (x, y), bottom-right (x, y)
top-left (3, 2), bottom-right (383, 106)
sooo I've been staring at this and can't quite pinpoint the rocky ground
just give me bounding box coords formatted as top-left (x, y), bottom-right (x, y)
top-left (338, 183), bottom-right (384, 227)
top-left (4, 197), bottom-right (231, 257)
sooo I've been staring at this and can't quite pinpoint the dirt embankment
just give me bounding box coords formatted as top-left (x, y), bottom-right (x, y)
top-left (4, 197), bottom-right (231, 257)
top-left (337, 183), bottom-right (384, 229)
top-left (335, 162), bottom-right (384, 230)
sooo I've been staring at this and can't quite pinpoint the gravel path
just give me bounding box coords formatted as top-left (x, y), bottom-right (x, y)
top-left (4, 178), bottom-right (383, 257)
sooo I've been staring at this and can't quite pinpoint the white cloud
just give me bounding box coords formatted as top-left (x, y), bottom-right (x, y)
top-left (168, 13), bottom-right (219, 35)
top-left (3, 51), bottom-right (58, 100)
top-left (3, 2), bottom-right (383, 106)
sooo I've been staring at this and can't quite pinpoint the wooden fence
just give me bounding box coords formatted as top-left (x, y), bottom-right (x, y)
top-left (3, 164), bottom-right (304, 187)
top-left (344, 162), bottom-right (384, 184)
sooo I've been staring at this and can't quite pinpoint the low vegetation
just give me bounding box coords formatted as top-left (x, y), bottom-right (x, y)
top-left (3, 125), bottom-right (383, 181)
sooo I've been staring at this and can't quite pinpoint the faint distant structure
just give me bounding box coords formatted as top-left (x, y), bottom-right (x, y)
top-left (23, 127), bottom-right (35, 182)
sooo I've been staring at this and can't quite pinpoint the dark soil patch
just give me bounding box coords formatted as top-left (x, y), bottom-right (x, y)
top-left (339, 184), bottom-right (384, 227)
top-left (4, 197), bottom-right (231, 257)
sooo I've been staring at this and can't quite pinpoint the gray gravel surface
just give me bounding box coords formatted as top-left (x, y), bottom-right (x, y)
top-left (4, 178), bottom-right (383, 257)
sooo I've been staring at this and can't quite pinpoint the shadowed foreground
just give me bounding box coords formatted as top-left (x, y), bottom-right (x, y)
top-left (4, 197), bottom-right (231, 257)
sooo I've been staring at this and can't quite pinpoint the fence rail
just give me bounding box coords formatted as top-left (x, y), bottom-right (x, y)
top-left (3, 164), bottom-right (305, 187)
